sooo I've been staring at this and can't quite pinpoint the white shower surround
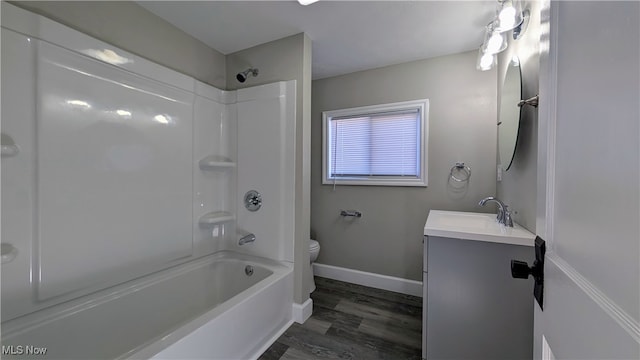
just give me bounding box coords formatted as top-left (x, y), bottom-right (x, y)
top-left (1, 3), bottom-right (297, 358)
top-left (235, 83), bottom-right (296, 263)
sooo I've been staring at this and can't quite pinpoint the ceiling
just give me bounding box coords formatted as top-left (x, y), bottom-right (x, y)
top-left (138, 1), bottom-right (497, 80)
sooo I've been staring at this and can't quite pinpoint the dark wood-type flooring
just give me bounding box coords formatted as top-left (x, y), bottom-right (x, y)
top-left (259, 277), bottom-right (423, 360)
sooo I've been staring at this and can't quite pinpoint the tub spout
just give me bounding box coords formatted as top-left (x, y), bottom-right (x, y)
top-left (238, 232), bottom-right (256, 246)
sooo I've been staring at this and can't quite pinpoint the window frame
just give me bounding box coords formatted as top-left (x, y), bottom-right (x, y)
top-left (322, 99), bottom-right (429, 187)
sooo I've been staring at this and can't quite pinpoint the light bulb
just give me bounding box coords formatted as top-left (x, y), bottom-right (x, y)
top-left (499, 6), bottom-right (517, 29)
top-left (486, 33), bottom-right (504, 54)
top-left (480, 53), bottom-right (494, 69)
top-left (476, 47), bottom-right (496, 71)
top-left (481, 23), bottom-right (507, 55)
top-left (496, 0), bottom-right (523, 32)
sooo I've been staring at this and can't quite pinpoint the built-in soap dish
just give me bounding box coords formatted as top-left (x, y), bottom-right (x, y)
top-left (1, 243), bottom-right (18, 264)
top-left (198, 155), bottom-right (236, 170)
top-left (1, 133), bottom-right (19, 157)
top-left (198, 211), bottom-right (235, 227)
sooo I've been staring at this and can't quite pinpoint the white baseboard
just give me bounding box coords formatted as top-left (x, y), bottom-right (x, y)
top-left (313, 263), bottom-right (423, 297)
top-left (292, 298), bottom-right (313, 324)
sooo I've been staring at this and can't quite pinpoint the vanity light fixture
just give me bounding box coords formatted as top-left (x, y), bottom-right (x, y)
top-left (476, 0), bottom-right (525, 71)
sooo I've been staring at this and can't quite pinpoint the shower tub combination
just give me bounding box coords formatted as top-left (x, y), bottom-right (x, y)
top-left (1, 3), bottom-right (297, 359)
top-left (2, 252), bottom-right (293, 360)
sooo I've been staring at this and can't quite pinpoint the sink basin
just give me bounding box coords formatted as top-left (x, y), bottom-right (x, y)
top-left (424, 210), bottom-right (535, 247)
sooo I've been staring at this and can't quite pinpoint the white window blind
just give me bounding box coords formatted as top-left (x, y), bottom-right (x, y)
top-left (328, 109), bottom-right (421, 178)
top-left (323, 99), bottom-right (428, 187)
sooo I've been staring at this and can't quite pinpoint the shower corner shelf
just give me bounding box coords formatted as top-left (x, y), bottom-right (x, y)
top-left (198, 155), bottom-right (236, 170)
top-left (1, 133), bottom-right (19, 157)
top-left (1, 144), bottom-right (19, 157)
top-left (198, 211), bottom-right (235, 227)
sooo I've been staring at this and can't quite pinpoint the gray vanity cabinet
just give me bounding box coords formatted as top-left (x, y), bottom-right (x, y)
top-left (422, 236), bottom-right (534, 360)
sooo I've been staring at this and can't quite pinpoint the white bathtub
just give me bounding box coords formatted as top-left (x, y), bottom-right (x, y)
top-left (1, 251), bottom-right (293, 360)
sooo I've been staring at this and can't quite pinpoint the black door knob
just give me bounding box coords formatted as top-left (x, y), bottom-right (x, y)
top-left (511, 260), bottom-right (533, 279)
top-left (510, 237), bottom-right (546, 310)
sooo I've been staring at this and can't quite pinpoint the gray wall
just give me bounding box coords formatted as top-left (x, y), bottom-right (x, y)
top-left (11, 1), bottom-right (226, 88)
top-left (311, 51), bottom-right (497, 281)
top-left (227, 33), bottom-right (313, 304)
top-left (496, 0), bottom-right (541, 231)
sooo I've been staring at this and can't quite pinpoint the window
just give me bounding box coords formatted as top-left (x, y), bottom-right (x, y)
top-left (322, 99), bottom-right (429, 186)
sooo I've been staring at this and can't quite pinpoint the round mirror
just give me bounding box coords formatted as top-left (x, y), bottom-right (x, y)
top-left (498, 56), bottom-right (522, 171)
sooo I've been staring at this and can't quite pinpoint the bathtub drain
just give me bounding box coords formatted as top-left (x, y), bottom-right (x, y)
top-left (245, 265), bottom-right (254, 276)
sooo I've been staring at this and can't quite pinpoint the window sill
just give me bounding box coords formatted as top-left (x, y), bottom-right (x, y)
top-left (322, 178), bottom-right (427, 187)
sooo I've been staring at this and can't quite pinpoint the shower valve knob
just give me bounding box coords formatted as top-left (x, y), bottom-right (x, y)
top-left (244, 190), bottom-right (262, 212)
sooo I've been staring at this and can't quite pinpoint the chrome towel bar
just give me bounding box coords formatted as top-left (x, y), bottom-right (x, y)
top-left (518, 94), bottom-right (539, 108)
top-left (340, 210), bottom-right (362, 218)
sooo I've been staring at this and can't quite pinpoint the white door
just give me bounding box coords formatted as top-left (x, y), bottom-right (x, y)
top-left (535, 1), bottom-right (639, 358)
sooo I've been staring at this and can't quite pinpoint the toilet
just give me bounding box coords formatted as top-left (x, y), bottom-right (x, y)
top-left (309, 238), bottom-right (320, 293)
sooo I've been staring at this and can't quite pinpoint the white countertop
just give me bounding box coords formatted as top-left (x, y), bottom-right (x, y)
top-left (424, 210), bottom-right (535, 247)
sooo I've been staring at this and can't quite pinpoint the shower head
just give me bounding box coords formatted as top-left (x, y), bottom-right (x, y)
top-left (236, 68), bottom-right (259, 83)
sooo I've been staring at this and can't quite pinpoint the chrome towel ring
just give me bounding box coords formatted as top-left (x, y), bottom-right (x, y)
top-left (450, 162), bottom-right (471, 182)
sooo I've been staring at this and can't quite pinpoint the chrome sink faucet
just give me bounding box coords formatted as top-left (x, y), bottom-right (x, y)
top-left (479, 196), bottom-right (513, 227)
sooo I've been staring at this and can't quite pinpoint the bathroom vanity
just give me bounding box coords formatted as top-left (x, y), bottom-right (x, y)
top-left (422, 210), bottom-right (535, 360)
